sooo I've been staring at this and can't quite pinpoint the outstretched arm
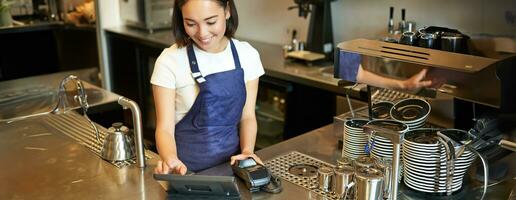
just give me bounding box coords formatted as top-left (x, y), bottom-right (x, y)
top-left (153, 85), bottom-right (188, 175)
top-left (356, 65), bottom-right (433, 90)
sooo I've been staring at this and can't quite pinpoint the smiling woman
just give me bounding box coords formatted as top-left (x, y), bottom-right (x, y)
top-left (151, 0), bottom-right (266, 174)
top-left (172, 0), bottom-right (238, 52)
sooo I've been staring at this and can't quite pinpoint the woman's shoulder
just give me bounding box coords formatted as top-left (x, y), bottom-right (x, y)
top-left (231, 38), bottom-right (260, 57)
top-left (155, 43), bottom-right (191, 74)
top-left (159, 44), bottom-right (187, 58)
top-left (156, 44), bottom-right (189, 65)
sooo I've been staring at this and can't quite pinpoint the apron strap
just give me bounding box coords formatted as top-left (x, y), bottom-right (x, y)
top-left (229, 40), bottom-right (242, 70)
top-left (186, 39), bottom-right (242, 84)
top-left (186, 45), bottom-right (206, 83)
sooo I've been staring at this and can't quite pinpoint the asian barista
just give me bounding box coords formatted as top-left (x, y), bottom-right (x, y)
top-left (151, 0), bottom-right (265, 174)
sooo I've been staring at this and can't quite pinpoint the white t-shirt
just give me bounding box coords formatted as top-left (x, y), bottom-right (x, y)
top-left (150, 38), bottom-right (265, 124)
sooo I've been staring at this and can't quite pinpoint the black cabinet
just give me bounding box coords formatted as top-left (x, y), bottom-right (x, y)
top-left (0, 25), bottom-right (98, 81)
top-left (0, 30), bottom-right (59, 80)
top-left (256, 75), bottom-right (336, 149)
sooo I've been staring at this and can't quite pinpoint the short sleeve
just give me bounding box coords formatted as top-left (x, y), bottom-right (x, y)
top-left (150, 50), bottom-right (176, 89)
top-left (337, 51), bottom-right (361, 82)
top-left (241, 42), bottom-right (265, 81)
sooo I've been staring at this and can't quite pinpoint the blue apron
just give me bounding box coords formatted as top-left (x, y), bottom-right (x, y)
top-left (175, 40), bottom-right (246, 172)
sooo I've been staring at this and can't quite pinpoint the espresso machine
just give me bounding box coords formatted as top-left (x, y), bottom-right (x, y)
top-left (289, 0), bottom-right (336, 61)
top-left (334, 38), bottom-right (516, 199)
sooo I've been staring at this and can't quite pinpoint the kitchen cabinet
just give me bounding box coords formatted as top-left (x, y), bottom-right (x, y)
top-left (0, 23), bottom-right (98, 81)
top-left (255, 75), bottom-right (338, 149)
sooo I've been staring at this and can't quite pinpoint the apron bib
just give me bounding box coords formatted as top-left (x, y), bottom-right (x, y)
top-left (174, 40), bottom-right (246, 172)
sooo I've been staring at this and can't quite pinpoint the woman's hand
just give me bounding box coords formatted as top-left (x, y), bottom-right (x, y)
top-left (230, 152), bottom-right (264, 166)
top-left (399, 68), bottom-right (433, 90)
top-left (400, 68), bottom-right (445, 90)
top-left (154, 158), bottom-right (188, 175)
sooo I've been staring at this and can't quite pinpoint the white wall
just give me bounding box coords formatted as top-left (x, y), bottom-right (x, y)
top-left (235, 0), bottom-right (516, 45)
top-left (234, 0), bottom-right (310, 45)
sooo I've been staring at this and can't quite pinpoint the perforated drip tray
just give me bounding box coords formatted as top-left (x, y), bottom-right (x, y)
top-left (44, 111), bottom-right (151, 168)
top-left (264, 151), bottom-right (342, 200)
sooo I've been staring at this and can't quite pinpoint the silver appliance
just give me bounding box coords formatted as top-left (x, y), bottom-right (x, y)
top-left (335, 38), bottom-right (516, 199)
top-left (119, 0), bottom-right (174, 32)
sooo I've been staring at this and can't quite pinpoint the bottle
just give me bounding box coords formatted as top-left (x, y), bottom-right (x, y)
top-left (292, 29), bottom-right (300, 51)
top-left (399, 8), bottom-right (407, 33)
top-left (388, 7), bottom-right (394, 34)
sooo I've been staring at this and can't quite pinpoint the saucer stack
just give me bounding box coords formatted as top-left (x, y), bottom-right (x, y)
top-left (371, 101), bottom-right (394, 120)
top-left (342, 119), bottom-right (370, 159)
top-left (390, 98), bottom-right (431, 130)
top-left (402, 128), bottom-right (477, 194)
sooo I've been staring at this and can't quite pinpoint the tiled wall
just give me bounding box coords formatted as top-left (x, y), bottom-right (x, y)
top-left (235, 0), bottom-right (516, 45)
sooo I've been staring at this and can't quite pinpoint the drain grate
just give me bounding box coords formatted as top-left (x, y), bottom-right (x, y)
top-left (264, 151), bottom-right (341, 200)
top-left (44, 111), bottom-right (151, 168)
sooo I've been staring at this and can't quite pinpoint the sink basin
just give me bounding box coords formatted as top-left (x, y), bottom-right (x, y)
top-left (0, 86), bottom-right (104, 121)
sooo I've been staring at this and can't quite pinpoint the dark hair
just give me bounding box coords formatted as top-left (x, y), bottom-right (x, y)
top-left (172, 0), bottom-right (239, 47)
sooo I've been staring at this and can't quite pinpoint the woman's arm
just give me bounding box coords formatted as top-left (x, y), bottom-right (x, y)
top-left (153, 85), bottom-right (187, 174)
top-left (230, 78), bottom-right (263, 164)
top-left (357, 65), bottom-right (433, 90)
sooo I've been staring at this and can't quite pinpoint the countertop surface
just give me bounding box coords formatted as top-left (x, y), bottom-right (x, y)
top-left (0, 111), bottom-right (167, 200)
top-left (104, 26), bottom-right (348, 96)
top-left (201, 124), bottom-right (516, 200)
top-left (0, 20), bottom-right (96, 34)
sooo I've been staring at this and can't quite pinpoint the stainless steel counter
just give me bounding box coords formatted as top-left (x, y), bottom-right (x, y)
top-left (200, 125), bottom-right (515, 200)
top-left (0, 68), bottom-right (118, 121)
top-left (104, 26), bottom-right (346, 95)
top-left (0, 112), bottom-right (166, 200)
top-left (0, 69), bottom-right (167, 199)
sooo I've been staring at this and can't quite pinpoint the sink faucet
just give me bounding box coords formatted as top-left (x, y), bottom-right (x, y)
top-left (118, 97), bottom-right (146, 168)
top-left (53, 75), bottom-right (101, 144)
top-left (55, 75), bottom-right (146, 168)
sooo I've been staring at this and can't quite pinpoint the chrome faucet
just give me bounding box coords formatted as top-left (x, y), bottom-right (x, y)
top-left (118, 97), bottom-right (146, 168)
top-left (53, 75), bottom-right (101, 144)
top-left (55, 75), bottom-right (146, 168)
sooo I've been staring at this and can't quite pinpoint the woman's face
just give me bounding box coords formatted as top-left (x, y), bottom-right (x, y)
top-left (181, 0), bottom-right (230, 53)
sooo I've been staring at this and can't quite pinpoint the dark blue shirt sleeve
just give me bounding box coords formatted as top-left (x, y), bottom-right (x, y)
top-left (337, 52), bottom-right (361, 82)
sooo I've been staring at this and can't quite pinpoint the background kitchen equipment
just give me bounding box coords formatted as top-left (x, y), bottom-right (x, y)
top-left (8, 0), bottom-right (33, 17)
top-left (288, 0), bottom-right (336, 61)
top-left (385, 7), bottom-right (416, 41)
top-left (411, 26), bottom-right (471, 54)
top-left (336, 38), bottom-right (516, 199)
top-left (119, 0), bottom-right (173, 33)
top-left (399, 31), bottom-right (417, 46)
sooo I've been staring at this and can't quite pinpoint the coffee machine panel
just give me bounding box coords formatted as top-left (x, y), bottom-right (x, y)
top-left (334, 38), bottom-right (516, 158)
